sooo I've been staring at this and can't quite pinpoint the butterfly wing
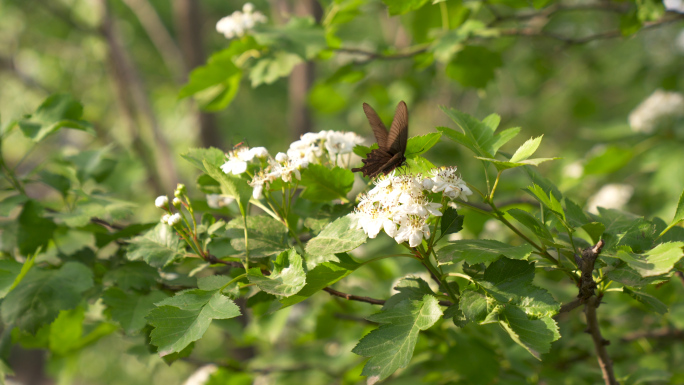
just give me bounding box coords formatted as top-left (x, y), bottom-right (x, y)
top-left (363, 103), bottom-right (389, 150)
top-left (351, 148), bottom-right (393, 178)
top-left (386, 101), bottom-right (408, 155)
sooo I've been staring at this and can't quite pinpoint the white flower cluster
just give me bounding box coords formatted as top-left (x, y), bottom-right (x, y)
top-left (249, 152), bottom-right (311, 200)
top-left (220, 146), bottom-right (269, 175)
top-left (354, 167), bottom-right (471, 247)
top-left (161, 213), bottom-right (182, 226)
top-left (628, 89), bottom-right (684, 133)
top-left (287, 130), bottom-right (364, 166)
top-left (216, 3), bottom-right (267, 39)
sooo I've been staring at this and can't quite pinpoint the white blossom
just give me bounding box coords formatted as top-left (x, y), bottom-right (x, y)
top-left (323, 131), bottom-right (364, 155)
top-left (221, 146), bottom-right (264, 175)
top-left (183, 365), bottom-right (218, 385)
top-left (167, 213), bottom-right (182, 226)
top-left (206, 194), bottom-right (234, 208)
top-left (155, 195), bottom-right (168, 208)
top-left (161, 214), bottom-right (170, 224)
top-left (353, 171), bottom-right (453, 247)
top-left (586, 184), bottom-right (634, 214)
top-left (249, 147), bottom-right (269, 159)
top-left (216, 3), bottom-right (267, 39)
top-left (628, 89), bottom-right (684, 133)
top-left (275, 152), bottom-right (288, 162)
top-left (430, 166), bottom-right (473, 201)
top-left (249, 171), bottom-right (275, 200)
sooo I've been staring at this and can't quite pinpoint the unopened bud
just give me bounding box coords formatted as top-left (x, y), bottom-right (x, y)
top-left (155, 196), bottom-right (168, 208)
top-left (172, 197), bottom-right (182, 208)
top-left (167, 213), bottom-right (182, 226)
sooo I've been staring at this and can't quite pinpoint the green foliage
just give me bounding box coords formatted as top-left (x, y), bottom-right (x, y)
top-left (299, 164), bottom-right (354, 202)
top-left (305, 215), bottom-right (367, 256)
top-left (225, 215), bottom-right (289, 258)
top-left (437, 239), bottom-right (534, 264)
top-left (16, 94), bottom-right (93, 142)
top-left (247, 249), bottom-right (306, 296)
top-left (126, 224), bottom-right (185, 268)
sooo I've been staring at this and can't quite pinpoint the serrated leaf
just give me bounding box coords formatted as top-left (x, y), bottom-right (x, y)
top-left (595, 208), bottom-right (655, 253)
top-left (622, 287), bottom-right (667, 314)
top-left (438, 108), bottom-right (494, 157)
top-left (17, 94), bottom-right (94, 142)
top-left (526, 184), bottom-right (565, 221)
top-left (522, 165), bottom-right (563, 202)
top-left (507, 208), bottom-right (554, 243)
top-left (352, 295), bottom-right (442, 383)
top-left (615, 242), bottom-right (684, 277)
top-left (300, 164), bottom-right (354, 202)
top-left (127, 224), bottom-right (184, 268)
top-left (278, 253), bottom-right (361, 308)
top-left (225, 216), bottom-right (289, 259)
top-left (499, 307), bottom-right (559, 359)
top-left (148, 290), bottom-right (241, 356)
top-left (478, 258), bottom-right (559, 317)
top-left (440, 207), bottom-right (464, 237)
top-left (1, 262), bottom-right (93, 333)
top-left (459, 290), bottom-right (488, 323)
top-left (405, 133), bottom-right (442, 157)
top-left (582, 222), bottom-right (606, 244)
top-left (203, 160), bottom-right (252, 216)
top-left (436, 240), bottom-right (534, 265)
top-left (605, 265), bottom-right (664, 287)
top-left (249, 51), bottom-right (301, 87)
top-left (489, 127), bottom-right (520, 154)
top-left (305, 215), bottom-right (367, 256)
top-left (0, 260), bottom-right (22, 299)
top-left (402, 156), bottom-right (436, 175)
top-left (383, 277), bottom-right (437, 309)
top-left (661, 188), bottom-right (684, 237)
top-left (102, 288), bottom-right (169, 334)
top-left (181, 148), bottom-right (226, 172)
top-left (248, 249), bottom-right (306, 296)
top-left (565, 198), bottom-right (589, 228)
top-left (510, 136), bottom-right (543, 163)
top-left (474, 156), bottom-right (558, 171)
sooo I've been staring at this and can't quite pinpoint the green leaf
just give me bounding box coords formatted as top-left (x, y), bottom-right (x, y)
top-left (181, 148), bottom-right (226, 172)
top-left (253, 17), bottom-right (327, 60)
top-left (278, 253), bottom-right (361, 308)
top-left (127, 224), bottom-right (184, 268)
top-left (402, 156), bottom-right (436, 175)
top-left (299, 164), bottom-right (354, 202)
top-left (584, 145), bottom-right (633, 175)
top-left (0, 260), bottom-right (22, 299)
top-left (17, 200), bottom-right (56, 255)
top-left (521, 165), bottom-right (563, 202)
top-left (0, 195), bottom-right (28, 217)
top-left (440, 207), bottom-right (464, 237)
top-left (148, 289), bottom-right (241, 356)
top-left (489, 127), bottom-right (520, 154)
top-left (507, 208), bottom-right (554, 243)
top-left (499, 307), bottom-right (559, 360)
top-left (565, 198), bottom-right (589, 228)
top-left (459, 290), bottom-right (488, 323)
top-left (102, 288), bottom-right (169, 334)
top-left (249, 52), bottom-right (301, 87)
top-left (526, 184), bottom-right (565, 221)
top-left (17, 94), bottom-right (94, 142)
top-left (225, 216), bottom-right (289, 259)
top-left (615, 242), bottom-right (684, 277)
top-left (474, 155), bottom-right (558, 172)
top-left (436, 240), bottom-right (534, 265)
top-left (438, 108), bottom-right (494, 157)
top-left (102, 261), bottom-right (159, 291)
top-left (660, 188), bottom-right (684, 237)
top-left (382, 0), bottom-right (430, 15)
top-left (352, 295), bottom-right (442, 382)
top-left (605, 265), bottom-right (664, 287)
top-left (66, 148), bottom-right (117, 183)
top-left (204, 160), bottom-right (252, 216)
top-left (305, 215), bottom-right (367, 256)
top-left (596, 208), bottom-right (655, 253)
top-left (308, 82), bottom-right (346, 114)
top-left (445, 46), bottom-right (502, 88)
top-left (1, 262), bottom-right (93, 333)
top-left (509, 136), bottom-right (543, 163)
top-left (94, 223), bottom-right (156, 248)
top-left (405, 133), bottom-right (442, 157)
top-left (622, 287), bottom-right (668, 314)
top-left (383, 277), bottom-right (437, 309)
top-left (38, 171), bottom-right (70, 197)
top-left (478, 258), bottom-right (559, 318)
top-left (6, 247), bottom-right (39, 294)
top-left (582, 222), bottom-right (606, 245)
top-left (248, 249), bottom-right (306, 296)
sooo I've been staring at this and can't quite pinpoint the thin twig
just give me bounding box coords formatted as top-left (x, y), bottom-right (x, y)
top-left (621, 327), bottom-right (684, 342)
top-left (558, 298), bottom-right (582, 314)
top-left (323, 287), bottom-right (386, 305)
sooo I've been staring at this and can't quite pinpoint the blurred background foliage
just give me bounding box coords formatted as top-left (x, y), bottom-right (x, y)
top-left (1, 0), bottom-right (684, 384)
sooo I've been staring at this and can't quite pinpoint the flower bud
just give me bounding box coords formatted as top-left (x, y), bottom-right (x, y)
top-left (422, 178), bottom-right (434, 191)
top-left (167, 213), bottom-right (182, 226)
top-left (275, 152), bottom-right (288, 162)
top-left (161, 214), bottom-right (170, 223)
top-left (172, 197), bottom-right (182, 208)
top-left (175, 183), bottom-right (186, 196)
top-left (243, 2), bottom-right (254, 13)
top-left (155, 195), bottom-right (168, 208)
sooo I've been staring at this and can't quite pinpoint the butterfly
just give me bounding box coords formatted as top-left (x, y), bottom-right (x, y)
top-left (352, 101), bottom-right (409, 178)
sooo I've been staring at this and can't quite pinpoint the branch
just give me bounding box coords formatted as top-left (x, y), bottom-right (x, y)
top-left (585, 296), bottom-right (619, 385)
top-left (500, 13), bottom-right (684, 45)
top-left (334, 46), bottom-right (427, 64)
top-left (558, 298), bottom-right (582, 314)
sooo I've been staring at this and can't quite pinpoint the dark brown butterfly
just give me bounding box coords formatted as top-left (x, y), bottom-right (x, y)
top-left (352, 101), bottom-right (409, 178)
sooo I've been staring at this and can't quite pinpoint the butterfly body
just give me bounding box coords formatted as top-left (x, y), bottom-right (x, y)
top-left (352, 101), bottom-right (409, 178)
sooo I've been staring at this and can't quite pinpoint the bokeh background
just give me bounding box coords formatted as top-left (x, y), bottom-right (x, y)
top-left (2, 0), bottom-right (684, 383)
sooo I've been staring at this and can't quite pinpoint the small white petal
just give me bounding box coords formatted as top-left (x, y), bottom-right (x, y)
top-left (155, 195), bottom-right (168, 208)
